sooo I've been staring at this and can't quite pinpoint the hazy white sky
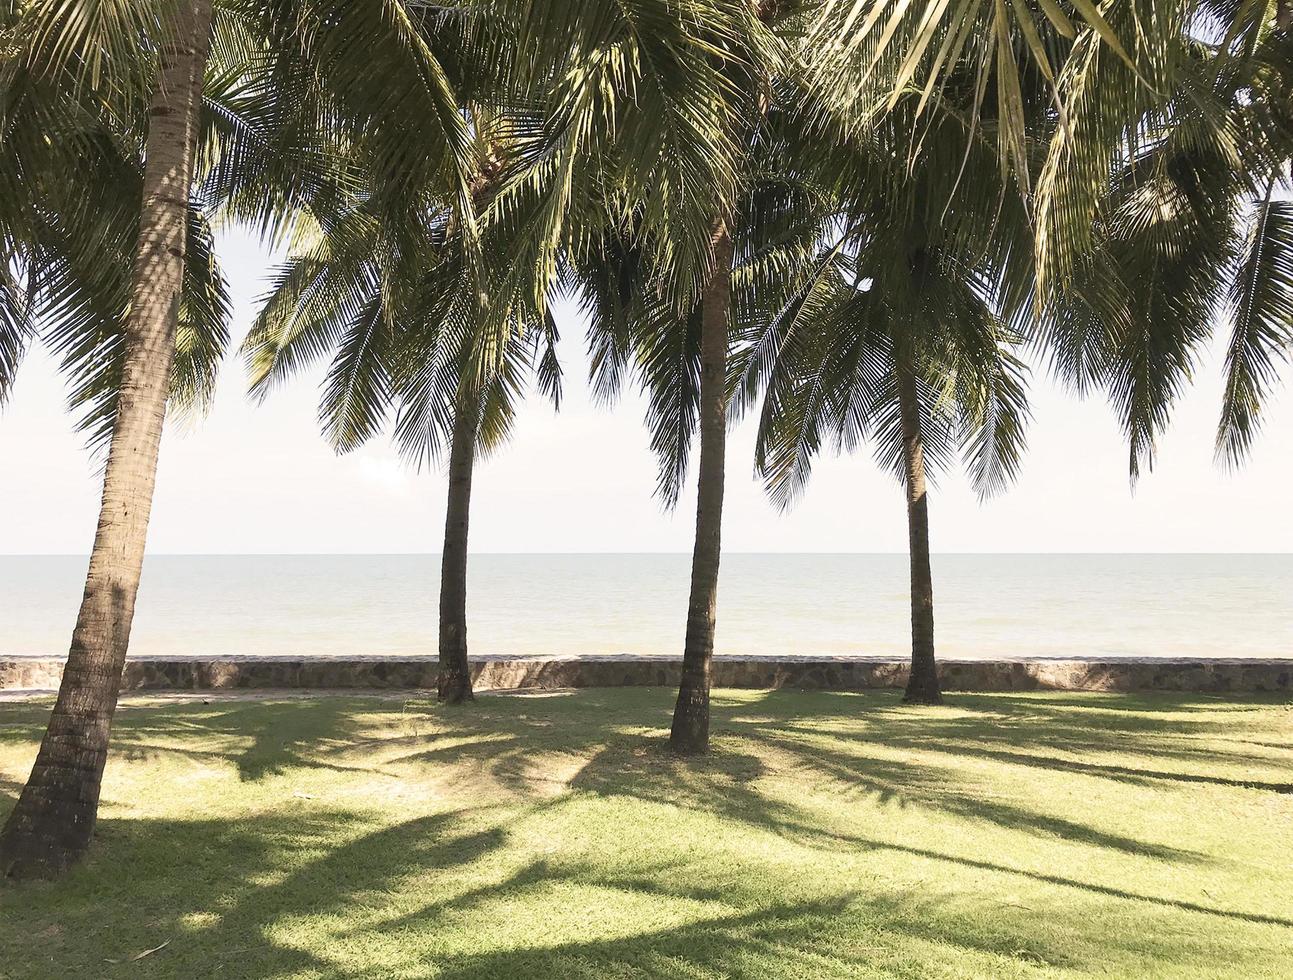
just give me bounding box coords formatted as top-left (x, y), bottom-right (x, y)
top-left (2, 227), bottom-right (1291, 554)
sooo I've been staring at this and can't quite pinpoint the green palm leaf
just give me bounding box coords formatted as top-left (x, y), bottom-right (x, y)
top-left (1218, 194), bottom-right (1293, 465)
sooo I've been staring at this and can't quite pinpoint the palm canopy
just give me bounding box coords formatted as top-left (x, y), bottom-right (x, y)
top-left (750, 251), bottom-right (1032, 505)
top-left (495, 0), bottom-right (789, 318)
top-left (797, 0), bottom-right (1293, 481)
top-left (0, 0), bottom-right (488, 447)
top-left (737, 71), bottom-right (1035, 506)
top-left (242, 103), bottom-right (562, 466)
top-left (0, 1), bottom-right (236, 446)
top-left (548, 0), bottom-right (858, 505)
top-left (562, 152), bottom-right (836, 506)
top-left (1041, 8), bottom-right (1293, 476)
top-left (243, 204), bottom-right (561, 468)
top-left (805, 2), bottom-right (1285, 309)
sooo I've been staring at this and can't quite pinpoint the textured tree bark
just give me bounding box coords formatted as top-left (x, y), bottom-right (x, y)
top-left (896, 361), bottom-right (942, 705)
top-left (0, 0), bottom-right (214, 879)
top-left (669, 218), bottom-right (734, 755)
top-left (437, 388), bottom-right (479, 704)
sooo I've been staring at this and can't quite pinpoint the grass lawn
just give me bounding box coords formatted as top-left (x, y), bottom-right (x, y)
top-left (1, 688), bottom-right (1291, 979)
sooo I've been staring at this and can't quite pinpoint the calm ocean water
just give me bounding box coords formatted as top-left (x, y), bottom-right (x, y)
top-left (1, 554), bottom-right (1290, 660)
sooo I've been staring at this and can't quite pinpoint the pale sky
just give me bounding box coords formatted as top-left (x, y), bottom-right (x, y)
top-left (2, 226), bottom-right (1291, 555)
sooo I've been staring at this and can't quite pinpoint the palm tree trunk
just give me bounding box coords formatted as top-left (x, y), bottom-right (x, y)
top-left (438, 389), bottom-right (479, 704)
top-left (0, 0), bottom-right (213, 880)
top-left (896, 361), bottom-right (941, 704)
top-left (670, 218), bottom-right (734, 755)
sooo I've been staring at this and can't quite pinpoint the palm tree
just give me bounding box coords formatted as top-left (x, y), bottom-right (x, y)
top-left (262, 3), bottom-right (757, 719)
top-left (739, 58), bottom-right (1037, 704)
top-left (0, 0), bottom-right (217, 879)
top-left (567, 183), bottom-right (839, 743)
top-left (0, 0), bottom-right (480, 878)
top-left (0, 6), bottom-right (232, 444)
top-left (803, 0), bottom-right (1197, 242)
top-left (804, 0), bottom-right (1292, 410)
top-left (754, 5), bottom-right (1291, 702)
top-left (750, 251), bottom-right (1031, 703)
top-left (552, 0), bottom-right (824, 754)
top-left (244, 6), bottom-right (566, 706)
top-left (663, 3), bottom-right (790, 754)
top-left (243, 189), bottom-right (560, 706)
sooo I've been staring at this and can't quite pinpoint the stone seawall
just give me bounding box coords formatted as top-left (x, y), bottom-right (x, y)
top-left (1, 654), bottom-right (1290, 694)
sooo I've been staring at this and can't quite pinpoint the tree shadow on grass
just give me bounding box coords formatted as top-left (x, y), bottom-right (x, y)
top-left (561, 734), bottom-right (1293, 930)
top-left (0, 799), bottom-right (1149, 978)
top-left (953, 691), bottom-right (1293, 715)
top-left (3, 690), bottom-right (1293, 979)
top-left (432, 894), bottom-right (899, 980)
top-left (864, 837), bottom-right (1293, 928)
top-left (377, 688), bottom-right (1285, 870)
top-left (13, 690), bottom-right (1192, 856)
top-left (426, 880), bottom-right (1251, 979)
top-left (0, 701), bottom-right (57, 745)
top-left (732, 690), bottom-right (1293, 787)
top-left (559, 723), bottom-right (1205, 863)
top-left (0, 806), bottom-right (512, 978)
top-left (928, 692), bottom-right (1293, 746)
top-left (767, 734), bottom-right (1206, 860)
top-left (3, 793), bottom-right (1289, 979)
top-left (0, 803), bottom-right (1024, 979)
top-left (866, 693), bottom-right (1292, 793)
top-left (911, 742), bottom-right (1293, 793)
top-left (109, 698), bottom-right (396, 781)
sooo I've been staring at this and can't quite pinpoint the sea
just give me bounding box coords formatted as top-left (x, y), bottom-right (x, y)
top-left (1, 554), bottom-right (1289, 660)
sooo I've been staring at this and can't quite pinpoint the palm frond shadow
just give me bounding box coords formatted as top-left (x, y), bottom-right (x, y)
top-left (108, 698), bottom-right (391, 781)
top-left (3, 689), bottom-right (1292, 978)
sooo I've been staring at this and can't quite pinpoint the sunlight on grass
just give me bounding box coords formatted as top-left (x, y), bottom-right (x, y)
top-left (1, 689), bottom-right (1291, 978)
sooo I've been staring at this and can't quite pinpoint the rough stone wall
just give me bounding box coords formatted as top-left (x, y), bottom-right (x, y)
top-left (1, 654), bottom-right (1290, 694)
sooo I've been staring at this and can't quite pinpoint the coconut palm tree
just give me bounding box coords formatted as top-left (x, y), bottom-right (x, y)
top-left (749, 252), bottom-right (1031, 703)
top-left (753, 6), bottom-right (1292, 705)
top-left (739, 82), bottom-right (1035, 704)
top-left (242, 1), bottom-right (574, 707)
top-left (238, 1), bottom-right (765, 719)
top-left (243, 180), bottom-right (561, 707)
top-left (275, 1), bottom-right (766, 721)
top-left (0, 0), bottom-right (220, 881)
top-left (550, 0), bottom-right (844, 753)
top-left (0, 0), bottom-right (480, 879)
top-left (0, 9), bottom-right (232, 445)
top-left (661, 1), bottom-right (791, 755)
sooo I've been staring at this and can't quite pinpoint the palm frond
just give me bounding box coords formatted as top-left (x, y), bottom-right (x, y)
top-left (1218, 193), bottom-right (1293, 466)
top-left (170, 202), bottom-right (233, 425)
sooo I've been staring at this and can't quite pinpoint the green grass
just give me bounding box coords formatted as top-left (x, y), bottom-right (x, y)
top-left (1, 688), bottom-right (1291, 979)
